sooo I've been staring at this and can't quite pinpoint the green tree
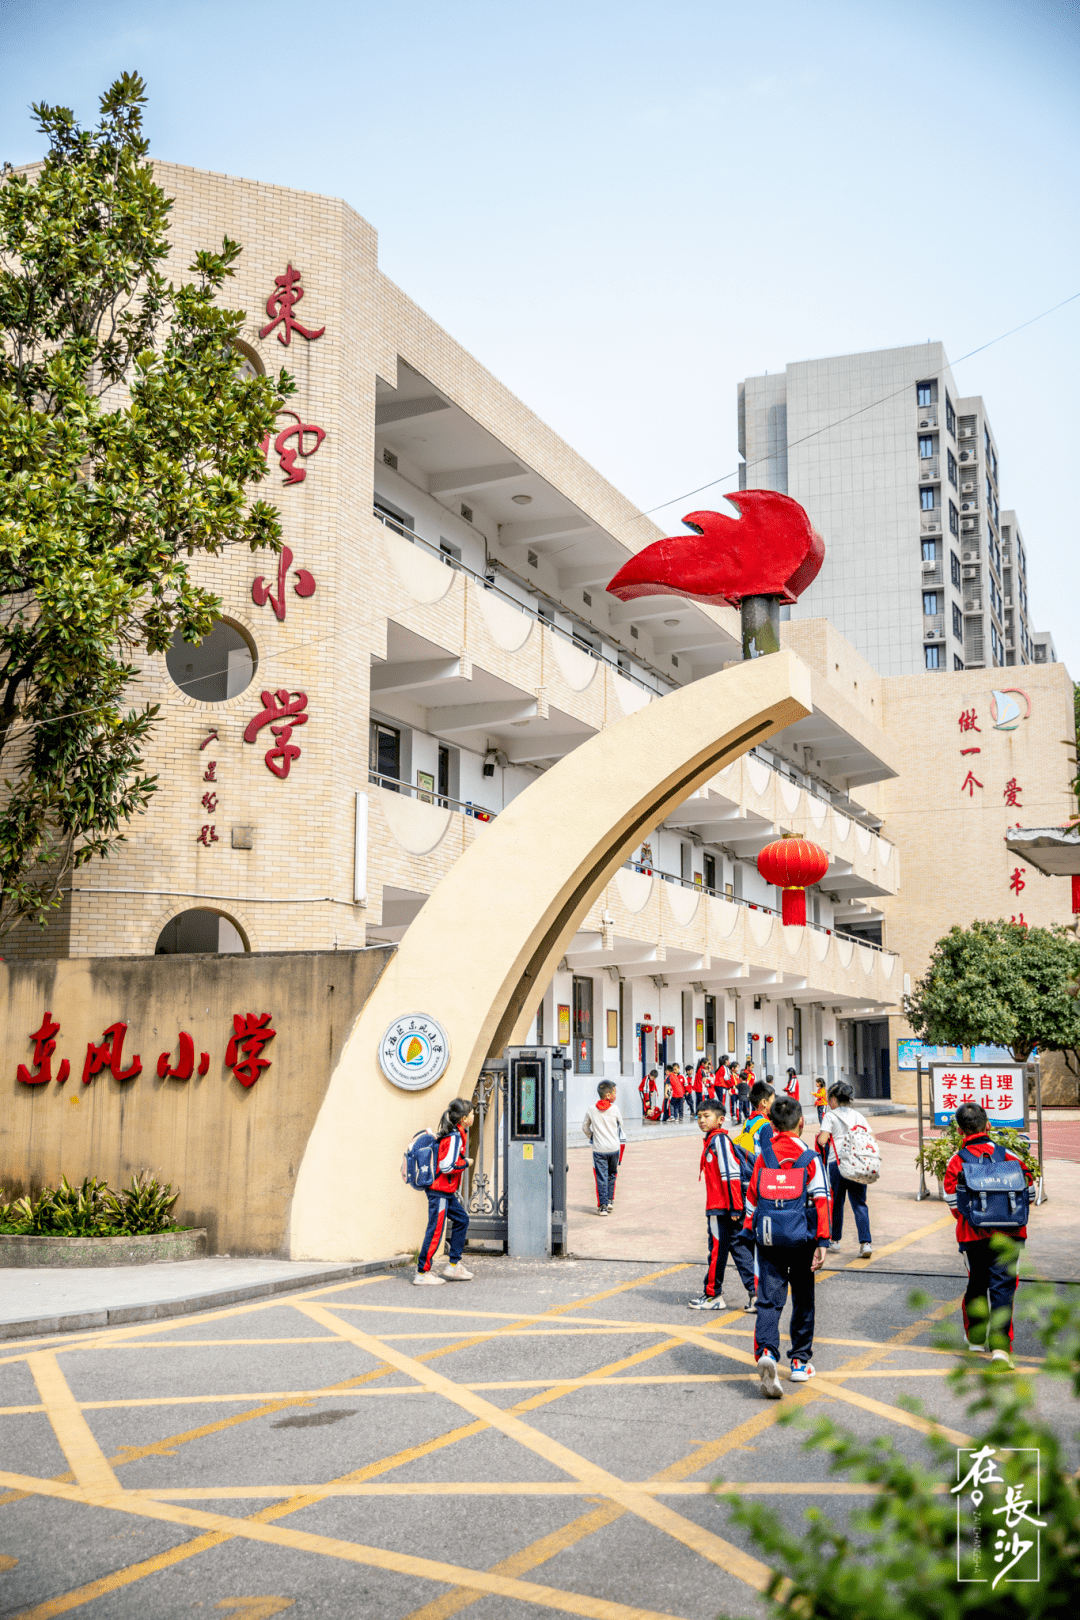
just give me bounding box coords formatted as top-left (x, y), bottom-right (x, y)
top-left (0, 73), bottom-right (291, 938)
top-left (904, 919), bottom-right (1080, 1072)
top-left (720, 1264), bottom-right (1080, 1618)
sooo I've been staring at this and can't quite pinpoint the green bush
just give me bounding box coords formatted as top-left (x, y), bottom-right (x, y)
top-left (0, 1172), bottom-right (180, 1236)
top-left (915, 1121), bottom-right (1041, 1184)
top-left (717, 1256), bottom-right (1080, 1617)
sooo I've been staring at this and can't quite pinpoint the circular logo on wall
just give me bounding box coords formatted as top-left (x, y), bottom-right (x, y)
top-left (378, 1015), bottom-right (451, 1091)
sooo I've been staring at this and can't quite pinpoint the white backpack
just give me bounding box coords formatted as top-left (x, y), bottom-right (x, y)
top-left (836, 1120), bottom-right (881, 1185)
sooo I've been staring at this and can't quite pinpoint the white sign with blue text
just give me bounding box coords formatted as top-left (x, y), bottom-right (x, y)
top-left (930, 1064), bottom-right (1025, 1129)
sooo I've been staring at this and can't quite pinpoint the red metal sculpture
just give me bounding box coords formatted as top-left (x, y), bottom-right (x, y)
top-left (607, 490), bottom-right (824, 658)
top-left (757, 836), bottom-right (829, 926)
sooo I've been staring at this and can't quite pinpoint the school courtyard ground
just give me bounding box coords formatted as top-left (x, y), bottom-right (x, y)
top-left (0, 1123), bottom-right (1077, 1619)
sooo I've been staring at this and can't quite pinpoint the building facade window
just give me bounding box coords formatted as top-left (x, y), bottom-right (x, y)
top-left (921, 538), bottom-right (937, 561)
top-left (572, 975), bottom-right (594, 1074)
top-left (369, 719), bottom-right (401, 786)
top-left (947, 448), bottom-right (958, 485)
top-left (945, 394), bottom-right (956, 436)
top-left (919, 436), bottom-right (936, 459)
top-left (954, 654), bottom-right (964, 670)
top-left (920, 487), bottom-right (935, 510)
top-left (952, 603), bottom-right (963, 641)
top-left (951, 551), bottom-right (961, 587)
top-left (949, 500), bottom-right (960, 536)
top-left (917, 381), bottom-right (934, 407)
top-left (925, 645), bottom-right (942, 669)
top-left (923, 592), bottom-right (939, 615)
top-left (990, 625), bottom-right (1002, 664)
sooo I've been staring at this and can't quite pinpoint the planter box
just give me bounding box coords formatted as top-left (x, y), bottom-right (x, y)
top-left (0, 1228), bottom-right (207, 1268)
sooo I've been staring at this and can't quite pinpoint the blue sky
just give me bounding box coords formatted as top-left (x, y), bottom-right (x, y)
top-left (3, 0), bottom-right (1079, 670)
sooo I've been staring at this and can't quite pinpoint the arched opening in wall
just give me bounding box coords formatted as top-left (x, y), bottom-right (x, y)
top-left (155, 909), bottom-right (249, 955)
top-left (233, 340), bottom-right (265, 380)
top-left (165, 617), bottom-right (256, 703)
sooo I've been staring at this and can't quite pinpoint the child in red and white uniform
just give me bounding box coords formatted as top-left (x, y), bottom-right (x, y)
top-left (742, 1095), bottom-right (830, 1394)
top-left (638, 1068), bottom-right (660, 1120)
top-left (944, 1101), bottom-right (1033, 1360)
top-left (687, 1100), bottom-right (756, 1311)
top-left (666, 1064), bottom-right (687, 1123)
top-left (416, 1097), bottom-right (474, 1285)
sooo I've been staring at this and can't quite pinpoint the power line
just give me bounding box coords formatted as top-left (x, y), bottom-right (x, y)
top-left (638, 289), bottom-right (1080, 519)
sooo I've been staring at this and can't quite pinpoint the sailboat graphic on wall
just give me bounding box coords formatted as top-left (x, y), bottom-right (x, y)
top-left (990, 689), bottom-right (1032, 731)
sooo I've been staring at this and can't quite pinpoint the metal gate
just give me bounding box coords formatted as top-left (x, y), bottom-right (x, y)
top-left (465, 1053), bottom-right (567, 1252)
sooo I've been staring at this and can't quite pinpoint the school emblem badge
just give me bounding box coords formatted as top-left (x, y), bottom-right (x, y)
top-left (379, 1015), bottom-right (450, 1091)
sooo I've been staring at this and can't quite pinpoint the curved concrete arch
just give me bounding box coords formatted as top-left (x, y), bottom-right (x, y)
top-left (290, 650), bottom-right (812, 1260)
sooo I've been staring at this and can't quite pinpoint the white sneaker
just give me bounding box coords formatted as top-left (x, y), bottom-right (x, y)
top-left (687, 1294), bottom-right (727, 1310)
top-left (443, 1262), bottom-right (473, 1281)
top-left (789, 1357), bottom-right (815, 1383)
top-left (413, 1270), bottom-right (446, 1286)
top-left (757, 1353), bottom-right (783, 1399)
top-left (990, 1348), bottom-right (1014, 1367)
top-left (964, 1337), bottom-right (987, 1353)
top-left (859, 1243), bottom-right (873, 1258)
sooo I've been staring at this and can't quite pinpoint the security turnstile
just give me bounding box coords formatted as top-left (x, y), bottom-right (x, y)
top-left (505, 1046), bottom-right (569, 1257)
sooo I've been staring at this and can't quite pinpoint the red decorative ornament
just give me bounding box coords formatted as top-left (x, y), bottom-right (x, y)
top-left (764, 1034), bottom-right (774, 1044)
top-left (606, 491), bottom-right (824, 608)
top-left (750, 1032), bottom-right (760, 1042)
top-left (1073, 875), bottom-right (1080, 915)
top-left (825, 1039), bottom-right (835, 1048)
top-left (757, 836), bottom-right (829, 926)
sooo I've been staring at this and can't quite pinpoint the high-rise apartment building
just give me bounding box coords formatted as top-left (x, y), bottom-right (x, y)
top-left (737, 343), bottom-right (1048, 676)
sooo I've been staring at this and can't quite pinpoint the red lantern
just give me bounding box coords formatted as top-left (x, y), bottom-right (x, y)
top-left (756, 836), bottom-right (829, 927)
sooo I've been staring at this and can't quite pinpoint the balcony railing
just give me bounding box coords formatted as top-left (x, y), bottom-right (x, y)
top-left (624, 861), bottom-right (891, 952)
top-left (373, 506), bottom-right (671, 697)
top-left (368, 769), bottom-right (497, 820)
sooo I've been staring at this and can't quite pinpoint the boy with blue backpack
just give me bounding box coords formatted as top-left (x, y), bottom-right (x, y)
top-left (686, 1100), bottom-right (757, 1311)
top-left (401, 1097), bottom-right (475, 1286)
top-left (944, 1101), bottom-right (1033, 1364)
top-left (742, 1094), bottom-right (831, 1396)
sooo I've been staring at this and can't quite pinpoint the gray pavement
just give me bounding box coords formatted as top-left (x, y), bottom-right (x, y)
top-left (0, 1255), bottom-right (411, 1342)
top-left (0, 1254), bottom-right (1072, 1620)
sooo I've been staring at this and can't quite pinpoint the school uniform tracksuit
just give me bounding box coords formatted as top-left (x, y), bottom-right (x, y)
top-left (944, 1131), bottom-right (1032, 1350)
top-left (582, 1100), bottom-right (626, 1207)
top-left (743, 1132), bottom-right (831, 1365)
top-left (418, 1128), bottom-right (470, 1272)
top-left (699, 1128), bottom-right (756, 1300)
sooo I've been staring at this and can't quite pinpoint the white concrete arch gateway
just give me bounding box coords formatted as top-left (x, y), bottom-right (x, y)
top-left (290, 652), bottom-right (813, 1260)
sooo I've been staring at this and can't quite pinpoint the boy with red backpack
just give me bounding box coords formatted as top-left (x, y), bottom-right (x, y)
top-left (686, 1100), bottom-right (757, 1311)
top-left (742, 1094), bottom-right (831, 1396)
top-left (944, 1100), bottom-right (1033, 1364)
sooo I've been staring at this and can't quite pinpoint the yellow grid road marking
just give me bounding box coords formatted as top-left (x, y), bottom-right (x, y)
top-left (841, 1214), bottom-right (955, 1269)
top-left (26, 1354), bottom-right (120, 1499)
top-left (123, 1479), bottom-right (916, 1499)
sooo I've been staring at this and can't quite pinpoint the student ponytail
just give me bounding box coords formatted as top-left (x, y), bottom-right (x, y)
top-left (437, 1096), bottom-right (473, 1140)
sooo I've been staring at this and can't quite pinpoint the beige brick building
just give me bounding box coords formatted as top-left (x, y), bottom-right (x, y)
top-left (8, 165), bottom-right (1074, 1117)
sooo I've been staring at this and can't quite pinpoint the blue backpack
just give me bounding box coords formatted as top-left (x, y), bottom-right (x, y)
top-left (401, 1130), bottom-right (438, 1190)
top-left (752, 1143), bottom-right (817, 1247)
top-left (956, 1145), bottom-right (1029, 1231)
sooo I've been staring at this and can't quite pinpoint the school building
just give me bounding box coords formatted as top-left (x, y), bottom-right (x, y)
top-left (5, 162), bottom-right (1074, 1121)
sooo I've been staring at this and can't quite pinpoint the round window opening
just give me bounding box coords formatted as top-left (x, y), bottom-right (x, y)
top-left (155, 909), bottom-right (249, 955)
top-left (166, 617), bottom-right (256, 703)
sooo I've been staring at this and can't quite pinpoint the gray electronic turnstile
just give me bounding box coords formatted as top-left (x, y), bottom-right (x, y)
top-left (505, 1046), bottom-right (569, 1258)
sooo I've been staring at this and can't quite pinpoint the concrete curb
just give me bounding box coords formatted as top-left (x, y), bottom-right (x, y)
top-left (0, 1253), bottom-right (412, 1343)
top-left (0, 1228), bottom-right (208, 1268)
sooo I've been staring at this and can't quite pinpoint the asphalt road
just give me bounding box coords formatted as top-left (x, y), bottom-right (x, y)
top-left (0, 1254), bottom-right (1066, 1620)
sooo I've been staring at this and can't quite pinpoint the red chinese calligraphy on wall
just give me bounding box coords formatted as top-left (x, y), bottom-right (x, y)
top-left (1009, 867), bottom-right (1026, 895)
top-left (17, 1012), bottom-right (70, 1086)
top-left (958, 709), bottom-right (981, 733)
top-left (1004, 778), bottom-right (1023, 807)
top-left (258, 264), bottom-right (325, 346)
top-left (960, 770), bottom-right (983, 797)
top-left (261, 413), bottom-right (325, 486)
top-left (197, 825), bottom-right (219, 846)
top-left (83, 1022), bottom-right (142, 1085)
top-left (252, 545), bottom-right (317, 622)
top-left (157, 1033), bottom-right (195, 1080)
top-left (203, 760), bottom-right (217, 782)
top-left (243, 689), bottom-right (309, 778)
top-left (226, 1013), bottom-right (276, 1087)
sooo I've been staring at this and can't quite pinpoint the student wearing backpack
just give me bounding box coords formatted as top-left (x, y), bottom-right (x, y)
top-left (687, 1100), bottom-right (757, 1311)
top-left (414, 1097), bottom-right (474, 1285)
top-left (816, 1081), bottom-right (876, 1258)
top-left (734, 1082), bottom-right (776, 1159)
top-left (743, 1095), bottom-right (831, 1396)
top-left (944, 1101), bottom-right (1034, 1364)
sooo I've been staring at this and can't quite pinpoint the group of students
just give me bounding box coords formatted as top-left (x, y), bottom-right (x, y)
top-left (406, 1079), bottom-right (1034, 1385)
top-left (640, 1058), bottom-right (832, 1130)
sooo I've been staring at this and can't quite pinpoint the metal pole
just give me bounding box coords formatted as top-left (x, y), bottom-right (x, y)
top-left (740, 596), bottom-right (781, 660)
top-left (916, 1058), bottom-right (929, 1201)
top-left (1034, 1052), bottom-right (1047, 1206)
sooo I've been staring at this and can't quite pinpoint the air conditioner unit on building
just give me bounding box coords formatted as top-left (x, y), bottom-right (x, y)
top-left (959, 428), bottom-right (973, 439)
top-left (961, 502), bottom-right (973, 511)
top-left (962, 550), bottom-right (976, 561)
top-left (961, 521), bottom-right (975, 532)
top-left (961, 481), bottom-right (975, 492)
top-left (925, 522), bottom-right (940, 532)
top-left (919, 418), bottom-right (930, 428)
top-left (921, 558), bottom-right (936, 571)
